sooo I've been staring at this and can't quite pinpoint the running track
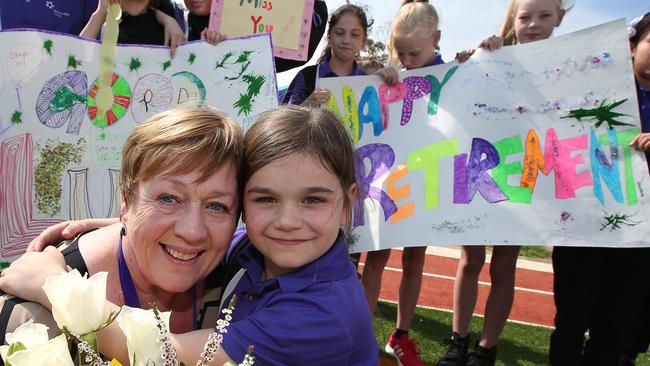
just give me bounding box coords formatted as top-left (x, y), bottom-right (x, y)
top-left (360, 248), bottom-right (555, 327)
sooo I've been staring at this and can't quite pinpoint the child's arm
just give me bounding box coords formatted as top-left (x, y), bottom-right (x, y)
top-left (630, 132), bottom-right (650, 151)
top-left (302, 89), bottom-right (332, 106)
top-left (456, 35), bottom-right (505, 63)
top-left (79, 0), bottom-right (113, 40)
top-left (375, 66), bottom-right (399, 85)
top-left (154, 9), bottom-right (186, 58)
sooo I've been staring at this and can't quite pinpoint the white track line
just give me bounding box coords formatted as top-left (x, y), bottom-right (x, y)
top-left (359, 263), bottom-right (554, 296)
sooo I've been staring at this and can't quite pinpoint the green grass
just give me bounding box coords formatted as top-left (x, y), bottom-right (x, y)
top-left (374, 301), bottom-right (650, 366)
top-left (519, 246), bottom-right (552, 259)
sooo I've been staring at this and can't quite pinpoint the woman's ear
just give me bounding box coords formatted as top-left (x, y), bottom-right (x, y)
top-left (120, 194), bottom-right (129, 221)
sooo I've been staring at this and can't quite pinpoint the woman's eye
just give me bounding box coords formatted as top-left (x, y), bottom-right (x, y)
top-left (158, 194), bottom-right (178, 205)
top-left (207, 202), bottom-right (227, 213)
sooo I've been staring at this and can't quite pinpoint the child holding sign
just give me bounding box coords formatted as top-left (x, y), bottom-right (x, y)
top-left (437, 1), bottom-right (569, 365)
top-left (282, 4), bottom-right (371, 106)
top-left (363, 2), bottom-right (446, 366)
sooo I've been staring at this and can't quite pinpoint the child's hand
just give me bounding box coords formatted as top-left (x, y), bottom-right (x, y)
top-left (303, 89), bottom-right (331, 106)
top-left (200, 29), bottom-right (226, 46)
top-left (478, 35), bottom-right (504, 51)
top-left (0, 247), bottom-right (67, 309)
top-left (156, 10), bottom-right (187, 58)
top-left (630, 132), bottom-right (650, 151)
top-left (455, 49), bottom-right (475, 63)
top-left (376, 67), bottom-right (399, 85)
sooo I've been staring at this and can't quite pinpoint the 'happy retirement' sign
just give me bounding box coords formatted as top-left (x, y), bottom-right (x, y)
top-left (321, 20), bottom-right (650, 251)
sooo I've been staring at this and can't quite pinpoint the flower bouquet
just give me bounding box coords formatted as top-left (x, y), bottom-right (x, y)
top-left (0, 270), bottom-right (254, 366)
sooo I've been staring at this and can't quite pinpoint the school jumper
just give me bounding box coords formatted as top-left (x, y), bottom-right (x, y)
top-left (0, 0), bottom-right (98, 34)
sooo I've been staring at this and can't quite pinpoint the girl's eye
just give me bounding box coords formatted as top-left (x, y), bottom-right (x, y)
top-left (519, 15), bottom-right (530, 21)
top-left (158, 194), bottom-right (178, 205)
top-left (304, 196), bottom-right (325, 204)
top-left (255, 196), bottom-right (276, 204)
top-left (207, 202), bottom-right (228, 213)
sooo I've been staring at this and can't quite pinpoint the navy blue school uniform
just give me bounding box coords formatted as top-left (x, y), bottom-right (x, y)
top-left (219, 229), bottom-right (378, 365)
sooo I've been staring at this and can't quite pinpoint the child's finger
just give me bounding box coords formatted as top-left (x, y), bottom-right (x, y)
top-left (630, 133), bottom-right (641, 147)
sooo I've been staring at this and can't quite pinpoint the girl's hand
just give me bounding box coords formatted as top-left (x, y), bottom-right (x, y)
top-left (0, 247), bottom-right (67, 309)
top-left (375, 67), bottom-right (399, 85)
top-left (27, 218), bottom-right (119, 252)
top-left (155, 10), bottom-right (187, 58)
top-left (630, 132), bottom-right (650, 151)
top-left (478, 35), bottom-right (504, 51)
top-left (455, 48), bottom-right (475, 63)
top-left (303, 88), bottom-right (331, 106)
top-left (200, 29), bottom-right (226, 46)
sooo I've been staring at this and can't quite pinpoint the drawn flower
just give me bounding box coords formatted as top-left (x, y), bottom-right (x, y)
top-left (117, 305), bottom-right (170, 366)
top-left (43, 269), bottom-right (108, 335)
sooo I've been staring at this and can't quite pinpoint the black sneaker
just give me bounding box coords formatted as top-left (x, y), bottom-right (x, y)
top-left (437, 332), bottom-right (469, 366)
top-left (466, 343), bottom-right (497, 366)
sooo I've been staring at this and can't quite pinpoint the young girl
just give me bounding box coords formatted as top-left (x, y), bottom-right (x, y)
top-left (0, 106), bottom-right (379, 365)
top-left (436, 1), bottom-right (567, 366)
top-left (363, 2), bottom-right (445, 366)
top-left (282, 4), bottom-right (371, 106)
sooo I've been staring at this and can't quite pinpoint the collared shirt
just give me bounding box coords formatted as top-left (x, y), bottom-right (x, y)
top-left (420, 52), bottom-right (445, 68)
top-left (637, 83), bottom-right (650, 172)
top-left (282, 59), bottom-right (367, 105)
top-left (0, 0), bottom-right (98, 35)
top-left (220, 230), bottom-right (378, 365)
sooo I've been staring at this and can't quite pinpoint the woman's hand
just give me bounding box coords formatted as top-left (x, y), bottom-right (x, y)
top-left (200, 29), bottom-right (226, 46)
top-left (630, 132), bottom-right (650, 151)
top-left (155, 10), bottom-right (187, 58)
top-left (27, 218), bottom-right (120, 252)
top-left (375, 67), bottom-right (399, 85)
top-left (0, 247), bottom-right (67, 309)
top-left (302, 88), bottom-right (331, 106)
top-left (477, 35), bottom-right (504, 51)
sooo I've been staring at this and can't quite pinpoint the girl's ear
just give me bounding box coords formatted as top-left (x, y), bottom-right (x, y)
top-left (631, 42), bottom-right (637, 59)
top-left (341, 183), bottom-right (358, 226)
top-left (434, 29), bottom-right (442, 46)
top-left (556, 9), bottom-right (566, 27)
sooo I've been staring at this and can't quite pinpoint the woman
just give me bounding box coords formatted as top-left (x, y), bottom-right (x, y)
top-left (0, 106), bottom-right (244, 340)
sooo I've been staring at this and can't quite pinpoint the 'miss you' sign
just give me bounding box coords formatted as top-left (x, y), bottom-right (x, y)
top-left (320, 20), bottom-right (649, 251)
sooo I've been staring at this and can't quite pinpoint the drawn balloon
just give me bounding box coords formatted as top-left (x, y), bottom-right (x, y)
top-left (130, 73), bottom-right (173, 123)
top-left (172, 71), bottom-right (206, 106)
top-left (35, 70), bottom-right (88, 134)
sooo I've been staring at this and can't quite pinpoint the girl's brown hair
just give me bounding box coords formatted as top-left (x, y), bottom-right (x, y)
top-left (243, 106), bottom-right (358, 230)
top-left (318, 4), bottom-right (372, 63)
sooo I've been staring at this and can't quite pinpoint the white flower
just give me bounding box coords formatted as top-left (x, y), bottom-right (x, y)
top-left (117, 305), bottom-right (171, 366)
top-left (43, 269), bottom-right (108, 335)
top-left (5, 333), bottom-right (73, 366)
top-left (0, 320), bottom-right (49, 360)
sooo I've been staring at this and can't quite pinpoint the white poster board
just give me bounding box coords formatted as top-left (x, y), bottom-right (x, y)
top-left (321, 20), bottom-right (650, 251)
top-left (0, 31), bottom-right (277, 260)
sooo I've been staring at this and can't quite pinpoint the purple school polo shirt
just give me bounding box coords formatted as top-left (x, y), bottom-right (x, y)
top-left (421, 52), bottom-right (445, 68)
top-left (282, 59), bottom-right (367, 105)
top-left (220, 231), bottom-right (378, 365)
top-left (1, 0), bottom-right (97, 35)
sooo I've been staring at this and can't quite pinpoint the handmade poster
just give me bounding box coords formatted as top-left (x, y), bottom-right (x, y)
top-left (209, 0), bottom-right (314, 61)
top-left (0, 31), bottom-right (277, 260)
top-left (321, 20), bottom-right (650, 251)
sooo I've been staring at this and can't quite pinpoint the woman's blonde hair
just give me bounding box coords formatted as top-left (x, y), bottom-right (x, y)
top-left (120, 106), bottom-right (244, 207)
top-left (499, 0), bottom-right (563, 45)
top-left (387, 0), bottom-right (439, 67)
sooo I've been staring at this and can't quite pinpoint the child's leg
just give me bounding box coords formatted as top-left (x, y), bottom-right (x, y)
top-left (452, 246), bottom-right (486, 337)
top-left (396, 246), bottom-right (427, 330)
top-left (361, 249), bottom-right (391, 314)
top-left (478, 245), bottom-right (520, 348)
